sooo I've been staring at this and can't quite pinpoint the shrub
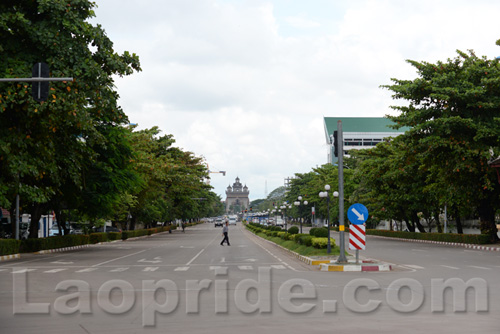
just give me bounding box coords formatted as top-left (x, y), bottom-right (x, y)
top-left (288, 226), bottom-right (299, 235)
top-left (293, 233), bottom-right (308, 243)
top-left (89, 232), bottom-right (108, 244)
top-left (0, 239), bottom-right (21, 255)
top-left (277, 231), bottom-right (286, 239)
top-left (311, 237), bottom-right (331, 249)
top-left (107, 232), bottom-right (122, 241)
top-left (298, 235), bottom-right (313, 247)
top-left (271, 226), bottom-right (282, 231)
top-left (310, 227), bottom-right (329, 238)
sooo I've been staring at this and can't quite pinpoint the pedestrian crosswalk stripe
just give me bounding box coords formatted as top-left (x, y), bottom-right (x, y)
top-left (109, 267), bottom-right (129, 272)
top-left (143, 267), bottom-right (159, 272)
top-left (44, 268), bottom-right (67, 273)
top-left (76, 268), bottom-right (99, 273)
top-left (270, 265), bottom-right (286, 269)
top-left (174, 267), bottom-right (189, 271)
top-left (238, 265), bottom-right (253, 270)
top-left (12, 268), bottom-right (36, 274)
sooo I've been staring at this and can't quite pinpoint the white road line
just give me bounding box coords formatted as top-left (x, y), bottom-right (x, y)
top-left (440, 265), bottom-right (460, 270)
top-left (186, 249), bottom-right (205, 266)
top-left (270, 265), bottom-right (286, 270)
top-left (143, 267), bottom-right (159, 272)
top-left (109, 268), bottom-right (129, 272)
top-left (238, 265), bottom-right (253, 270)
top-left (403, 264), bottom-right (425, 270)
top-left (76, 268), bottom-right (99, 273)
top-left (91, 249), bottom-right (147, 267)
top-left (12, 269), bottom-right (36, 274)
top-left (44, 268), bottom-right (67, 273)
top-left (174, 267), bottom-right (190, 271)
top-left (0, 269), bottom-right (8, 272)
top-left (469, 265), bottom-right (491, 270)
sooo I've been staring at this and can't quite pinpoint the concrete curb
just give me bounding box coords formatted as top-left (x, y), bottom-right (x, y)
top-left (0, 254), bottom-right (20, 262)
top-left (320, 260), bottom-right (392, 272)
top-left (36, 244), bottom-right (90, 254)
top-left (369, 234), bottom-right (500, 252)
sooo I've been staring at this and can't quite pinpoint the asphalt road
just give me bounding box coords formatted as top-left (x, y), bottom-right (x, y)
top-left (0, 222), bottom-right (499, 333)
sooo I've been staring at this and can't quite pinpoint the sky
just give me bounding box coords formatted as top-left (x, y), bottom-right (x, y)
top-left (91, 0), bottom-right (500, 201)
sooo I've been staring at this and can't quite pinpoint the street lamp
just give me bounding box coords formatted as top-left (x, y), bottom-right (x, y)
top-left (319, 185), bottom-right (333, 254)
top-left (294, 196), bottom-right (308, 234)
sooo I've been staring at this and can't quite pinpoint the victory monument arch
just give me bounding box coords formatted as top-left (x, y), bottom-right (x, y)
top-left (225, 177), bottom-right (250, 214)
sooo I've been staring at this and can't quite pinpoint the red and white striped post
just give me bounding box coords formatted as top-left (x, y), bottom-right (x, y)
top-left (349, 224), bottom-right (366, 264)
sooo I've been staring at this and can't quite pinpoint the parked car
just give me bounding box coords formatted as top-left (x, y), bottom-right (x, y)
top-left (94, 226), bottom-right (122, 233)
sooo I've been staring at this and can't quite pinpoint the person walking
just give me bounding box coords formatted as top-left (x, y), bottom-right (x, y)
top-left (220, 221), bottom-right (230, 246)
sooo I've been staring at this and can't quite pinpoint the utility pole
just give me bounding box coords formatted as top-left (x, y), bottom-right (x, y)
top-left (336, 120), bottom-right (348, 263)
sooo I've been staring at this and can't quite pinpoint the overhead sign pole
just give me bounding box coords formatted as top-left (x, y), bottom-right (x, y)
top-left (336, 120), bottom-right (348, 264)
top-left (0, 63), bottom-right (73, 239)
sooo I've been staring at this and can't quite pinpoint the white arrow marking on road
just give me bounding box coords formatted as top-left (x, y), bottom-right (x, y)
top-left (238, 266), bottom-right (253, 270)
top-left (351, 208), bottom-right (365, 221)
top-left (174, 267), bottom-right (190, 271)
top-left (244, 258), bottom-right (257, 262)
top-left (51, 261), bottom-right (74, 265)
top-left (76, 268), bottom-right (98, 273)
top-left (109, 268), bottom-right (129, 272)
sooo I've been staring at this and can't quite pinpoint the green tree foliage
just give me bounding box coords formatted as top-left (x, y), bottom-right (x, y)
top-left (382, 46), bottom-right (500, 241)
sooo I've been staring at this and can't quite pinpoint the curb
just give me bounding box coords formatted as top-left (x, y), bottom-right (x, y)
top-left (0, 254), bottom-right (20, 262)
top-left (369, 235), bottom-right (500, 252)
top-left (320, 260), bottom-right (391, 272)
top-left (36, 244), bottom-right (90, 254)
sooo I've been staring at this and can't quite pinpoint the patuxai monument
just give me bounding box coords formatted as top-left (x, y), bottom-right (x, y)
top-left (225, 177), bottom-right (249, 214)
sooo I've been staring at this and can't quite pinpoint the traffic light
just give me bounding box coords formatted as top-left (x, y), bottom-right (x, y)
top-left (250, 207), bottom-right (253, 211)
top-left (333, 130), bottom-right (339, 157)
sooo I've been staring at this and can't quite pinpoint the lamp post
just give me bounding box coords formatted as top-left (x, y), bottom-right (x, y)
top-left (294, 196), bottom-right (308, 234)
top-left (319, 185), bottom-right (332, 254)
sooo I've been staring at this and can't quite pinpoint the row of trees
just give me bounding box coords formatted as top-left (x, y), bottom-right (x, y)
top-left (255, 44), bottom-right (500, 243)
top-left (0, 0), bottom-right (223, 237)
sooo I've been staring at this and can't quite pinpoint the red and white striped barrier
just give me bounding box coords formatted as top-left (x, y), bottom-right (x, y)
top-left (349, 224), bottom-right (366, 250)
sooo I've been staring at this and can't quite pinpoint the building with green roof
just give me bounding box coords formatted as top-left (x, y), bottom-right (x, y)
top-left (324, 117), bottom-right (409, 164)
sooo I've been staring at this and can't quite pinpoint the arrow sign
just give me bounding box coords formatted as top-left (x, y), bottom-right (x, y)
top-left (347, 203), bottom-right (368, 225)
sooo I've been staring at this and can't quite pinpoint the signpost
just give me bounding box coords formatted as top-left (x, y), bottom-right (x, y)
top-left (348, 203), bottom-right (368, 264)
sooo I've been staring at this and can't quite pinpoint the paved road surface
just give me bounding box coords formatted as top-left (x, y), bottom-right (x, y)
top-left (0, 222), bottom-right (498, 333)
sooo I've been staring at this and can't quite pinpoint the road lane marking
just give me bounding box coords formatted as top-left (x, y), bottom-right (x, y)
top-left (440, 265), bottom-right (460, 270)
top-left (174, 267), bottom-right (190, 271)
top-left (91, 249), bottom-right (147, 267)
top-left (402, 264), bottom-right (425, 270)
top-left (44, 268), bottom-right (67, 273)
top-left (238, 265), bottom-right (253, 270)
top-left (143, 267), bottom-right (159, 272)
top-left (138, 257), bottom-right (162, 264)
top-left (12, 269), bottom-right (36, 274)
top-left (468, 265), bottom-right (491, 270)
top-left (76, 268), bottom-right (98, 273)
top-left (51, 260), bottom-right (74, 265)
top-left (271, 265), bottom-right (286, 269)
top-left (109, 267), bottom-right (129, 272)
top-left (186, 249), bottom-right (205, 266)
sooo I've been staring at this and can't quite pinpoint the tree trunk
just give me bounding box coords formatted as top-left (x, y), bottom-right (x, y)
top-left (405, 220), bottom-right (416, 232)
top-left (412, 211), bottom-right (426, 233)
top-left (478, 199), bottom-right (499, 243)
top-left (435, 212), bottom-right (443, 233)
top-left (129, 215), bottom-right (136, 230)
top-left (28, 204), bottom-right (43, 239)
top-left (454, 208), bottom-right (463, 234)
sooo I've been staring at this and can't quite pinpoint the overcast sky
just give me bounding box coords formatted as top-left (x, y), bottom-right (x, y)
top-left (91, 0), bottom-right (500, 201)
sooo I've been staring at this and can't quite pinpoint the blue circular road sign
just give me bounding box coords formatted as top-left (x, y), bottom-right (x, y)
top-left (347, 203), bottom-right (368, 225)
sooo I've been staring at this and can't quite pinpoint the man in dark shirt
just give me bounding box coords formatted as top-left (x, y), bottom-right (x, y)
top-left (220, 221), bottom-right (230, 246)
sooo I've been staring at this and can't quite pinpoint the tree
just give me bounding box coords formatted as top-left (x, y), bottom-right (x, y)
top-left (383, 45), bottom-right (500, 242)
top-left (0, 0), bottom-right (141, 237)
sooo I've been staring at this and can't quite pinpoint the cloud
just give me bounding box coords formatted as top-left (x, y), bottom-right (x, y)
top-left (94, 0), bottom-right (500, 200)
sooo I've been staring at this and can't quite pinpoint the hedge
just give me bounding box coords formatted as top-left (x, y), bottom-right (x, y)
top-left (19, 234), bottom-right (90, 253)
top-left (367, 229), bottom-right (491, 244)
top-left (288, 226), bottom-right (299, 235)
top-left (0, 239), bottom-right (21, 255)
top-left (309, 227), bottom-right (328, 238)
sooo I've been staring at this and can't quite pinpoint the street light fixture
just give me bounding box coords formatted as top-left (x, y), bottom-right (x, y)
top-left (294, 196), bottom-right (308, 233)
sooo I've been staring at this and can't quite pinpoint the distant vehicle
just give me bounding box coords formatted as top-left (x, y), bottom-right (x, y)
top-left (275, 218), bottom-right (284, 227)
top-left (228, 216), bottom-right (237, 226)
top-left (215, 217), bottom-right (224, 227)
top-left (94, 226), bottom-right (122, 233)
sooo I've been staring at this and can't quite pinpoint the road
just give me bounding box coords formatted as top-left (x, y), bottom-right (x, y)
top-left (0, 222), bottom-right (498, 333)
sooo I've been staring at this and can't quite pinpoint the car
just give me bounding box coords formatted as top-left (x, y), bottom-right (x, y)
top-left (228, 217), bottom-right (237, 225)
top-left (214, 218), bottom-right (224, 227)
top-left (94, 226), bottom-right (122, 233)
